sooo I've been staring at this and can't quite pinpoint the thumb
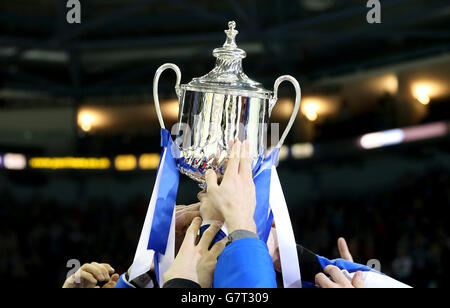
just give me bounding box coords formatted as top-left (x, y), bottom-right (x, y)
top-left (102, 274), bottom-right (120, 288)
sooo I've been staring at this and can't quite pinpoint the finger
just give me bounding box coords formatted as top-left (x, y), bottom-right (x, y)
top-left (186, 203), bottom-right (201, 211)
top-left (79, 270), bottom-right (97, 286)
top-left (239, 140), bottom-right (252, 179)
top-left (205, 169), bottom-right (218, 191)
top-left (81, 263), bottom-right (107, 281)
top-left (177, 203), bottom-right (201, 213)
top-left (324, 265), bottom-right (351, 287)
top-left (101, 263), bottom-right (115, 275)
top-left (175, 205), bottom-right (200, 219)
top-left (337, 237), bottom-right (354, 262)
top-left (198, 222), bottom-right (222, 249)
top-left (197, 190), bottom-right (206, 201)
top-left (91, 262), bottom-right (110, 280)
top-left (210, 237), bottom-right (227, 258)
top-left (111, 273), bottom-right (120, 282)
top-left (223, 140), bottom-right (241, 180)
top-left (176, 211), bottom-right (201, 230)
top-left (91, 262), bottom-right (110, 278)
top-left (102, 282), bottom-right (115, 288)
top-left (183, 216), bottom-right (202, 245)
top-left (179, 210), bottom-right (201, 220)
top-left (64, 272), bottom-right (80, 286)
top-left (102, 274), bottom-right (120, 288)
top-left (352, 271), bottom-right (365, 288)
top-left (315, 273), bottom-right (336, 288)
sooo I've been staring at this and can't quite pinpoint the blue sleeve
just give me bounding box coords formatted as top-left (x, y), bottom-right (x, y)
top-left (114, 274), bottom-right (136, 288)
top-left (213, 237), bottom-right (277, 288)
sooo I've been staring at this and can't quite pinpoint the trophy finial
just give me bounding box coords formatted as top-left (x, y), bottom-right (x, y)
top-left (212, 21), bottom-right (245, 60)
top-left (224, 20), bottom-right (238, 48)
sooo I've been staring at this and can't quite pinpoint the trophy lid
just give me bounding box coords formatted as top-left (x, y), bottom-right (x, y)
top-left (181, 21), bottom-right (272, 99)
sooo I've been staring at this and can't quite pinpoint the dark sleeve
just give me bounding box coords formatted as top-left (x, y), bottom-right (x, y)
top-left (296, 244), bottom-right (324, 282)
top-left (226, 229), bottom-right (258, 245)
top-left (163, 278), bottom-right (201, 288)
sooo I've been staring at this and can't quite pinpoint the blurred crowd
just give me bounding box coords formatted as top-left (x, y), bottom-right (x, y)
top-left (293, 168), bottom-right (450, 287)
top-left (0, 168), bottom-right (448, 288)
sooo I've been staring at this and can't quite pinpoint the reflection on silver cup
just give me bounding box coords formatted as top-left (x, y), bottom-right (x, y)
top-left (153, 21), bottom-right (302, 185)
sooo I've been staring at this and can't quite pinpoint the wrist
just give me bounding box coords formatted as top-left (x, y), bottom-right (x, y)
top-left (225, 217), bottom-right (257, 234)
top-left (164, 273), bottom-right (198, 286)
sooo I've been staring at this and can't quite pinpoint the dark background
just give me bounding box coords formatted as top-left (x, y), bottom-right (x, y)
top-left (0, 0), bottom-right (449, 288)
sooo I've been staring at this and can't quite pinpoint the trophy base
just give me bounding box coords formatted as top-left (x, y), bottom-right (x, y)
top-left (179, 167), bottom-right (223, 190)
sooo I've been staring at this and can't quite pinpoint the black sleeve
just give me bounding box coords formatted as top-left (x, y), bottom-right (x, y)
top-left (163, 278), bottom-right (201, 288)
top-left (296, 244), bottom-right (324, 282)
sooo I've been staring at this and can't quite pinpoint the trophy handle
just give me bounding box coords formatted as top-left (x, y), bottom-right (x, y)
top-left (272, 75), bottom-right (302, 149)
top-left (153, 63), bottom-right (182, 129)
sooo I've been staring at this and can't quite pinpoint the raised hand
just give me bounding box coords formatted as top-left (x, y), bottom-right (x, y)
top-left (63, 262), bottom-right (116, 288)
top-left (315, 265), bottom-right (364, 288)
top-left (203, 140), bottom-right (257, 234)
top-left (163, 217), bottom-right (226, 288)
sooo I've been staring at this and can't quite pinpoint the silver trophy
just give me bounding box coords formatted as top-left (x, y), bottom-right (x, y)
top-left (153, 21), bottom-right (301, 185)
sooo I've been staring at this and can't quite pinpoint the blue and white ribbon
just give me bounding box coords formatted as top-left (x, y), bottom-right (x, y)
top-left (252, 148), bottom-right (302, 288)
top-left (269, 162), bottom-right (302, 288)
top-left (129, 130), bottom-right (301, 288)
top-left (252, 150), bottom-right (278, 242)
top-left (129, 129), bottom-right (179, 285)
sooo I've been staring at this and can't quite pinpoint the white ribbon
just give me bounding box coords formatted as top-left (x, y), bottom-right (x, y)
top-left (129, 148), bottom-right (167, 281)
top-left (130, 146), bottom-right (300, 288)
top-left (156, 207), bottom-right (176, 286)
top-left (269, 166), bottom-right (302, 288)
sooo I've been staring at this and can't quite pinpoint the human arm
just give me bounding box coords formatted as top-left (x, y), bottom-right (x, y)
top-left (203, 140), bottom-right (276, 288)
top-left (268, 231), bottom-right (410, 288)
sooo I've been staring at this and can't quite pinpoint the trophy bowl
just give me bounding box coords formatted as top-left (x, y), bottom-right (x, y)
top-left (153, 21), bottom-right (301, 185)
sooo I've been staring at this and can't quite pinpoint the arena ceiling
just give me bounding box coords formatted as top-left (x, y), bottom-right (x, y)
top-left (1, 0), bottom-right (449, 103)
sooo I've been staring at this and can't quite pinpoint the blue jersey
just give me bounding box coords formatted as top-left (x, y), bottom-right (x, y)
top-left (213, 237), bottom-right (277, 288)
top-left (116, 224), bottom-right (410, 288)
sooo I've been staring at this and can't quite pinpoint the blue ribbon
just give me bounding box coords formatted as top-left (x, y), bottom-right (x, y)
top-left (147, 129), bottom-right (180, 255)
top-left (153, 253), bottom-right (160, 286)
top-left (252, 148), bottom-right (280, 241)
top-left (263, 210), bottom-right (274, 243)
top-left (200, 225), bottom-right (227, 249)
